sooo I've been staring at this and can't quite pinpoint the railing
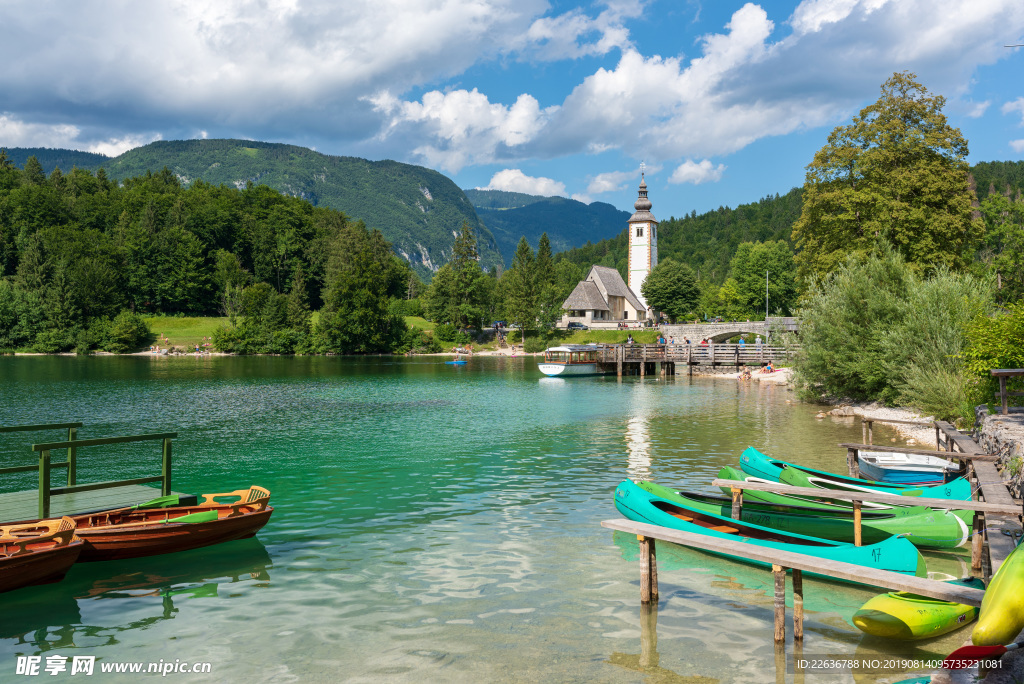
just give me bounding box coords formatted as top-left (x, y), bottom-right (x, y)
top-left (32, 432), bottom-right (176, 519)
top-left (597, 343), bottom-right (796, 364)
top-left (0, 423), bottom-right (83, 483)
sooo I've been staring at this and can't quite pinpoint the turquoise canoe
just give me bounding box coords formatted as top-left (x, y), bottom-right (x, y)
top-left (614, 479), bottom-right (927, 582)
top-left (641, 481), bottom-right (969, 549)
top-left (853, 576), bottom-right (983, 640)
top-left (739, 446), bottom-right (971, 500)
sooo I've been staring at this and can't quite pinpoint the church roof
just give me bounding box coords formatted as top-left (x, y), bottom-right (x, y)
top-left (588, 265), bottom-right (645, 311)
top-left (629, 175), bottom-right (657, 223)
top-left (562, 280), bottom-right (610, 311)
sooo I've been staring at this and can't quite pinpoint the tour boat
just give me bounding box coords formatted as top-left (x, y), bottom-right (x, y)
top-left (537, 344), bottom-right (608, 377)
top-left (856, 451), bottom-right (960, 485)
top-left (0, 517), bottom-right (83, 593)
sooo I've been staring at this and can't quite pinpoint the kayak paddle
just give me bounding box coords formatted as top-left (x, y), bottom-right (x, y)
top-left (942, 641), bottom-right (1024, 669)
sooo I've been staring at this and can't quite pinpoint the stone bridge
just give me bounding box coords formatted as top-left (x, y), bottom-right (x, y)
top-left (660, 317), bottom-right (799, 344)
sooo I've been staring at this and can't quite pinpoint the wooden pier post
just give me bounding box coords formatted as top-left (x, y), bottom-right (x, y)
top-left (852, 500), bottom-right (863, 546)
top-left (617, 345), bottom-right (623, 377)
top-left (866, 420), bottom-right (874, 445)
top-left (731, 487), bottom-right (742, 520)
top-left (162, 437), bottom-right (173, 496)
top-left (773, 564), bottom-right (786, 642)
top-left (847, 447), bottom-right (860, 478)
top-left (38, 449), bottom-right (51, 519)
top-left (792, 569), bottom-right (804, 641)
top-left (640, 346), bottom-right (646, 377)
top-left (972, 511), bottom-right (985, 571)
top-left (638, 535), bottom-right (659, 603)
top-left (66, 425), bottom-right (77, 487)
top-left (639, 603), bottom-right (659, 669)
top-left (687, 345), bottom-right (692, 376)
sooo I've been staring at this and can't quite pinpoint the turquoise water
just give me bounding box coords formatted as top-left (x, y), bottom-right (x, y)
top-left (0, 357), bottom-right (971, 683)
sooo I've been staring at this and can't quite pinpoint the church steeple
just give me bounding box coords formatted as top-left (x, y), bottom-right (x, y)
top-left (627, 172), bottom-right (658, 316)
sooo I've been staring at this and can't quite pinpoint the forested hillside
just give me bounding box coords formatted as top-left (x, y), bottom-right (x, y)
top-left (466, 190), bottom-right (629, 265)
top-left (4, 148), bottom-right (111, 173)
top-left (971, 160), bottom-right (1024, 200)
top-left (555, 189), bottom-right (803, 284)
top-left (0, 154), bottom-right (417, 353)
top-left (3, 140), bottom-right (502, 280)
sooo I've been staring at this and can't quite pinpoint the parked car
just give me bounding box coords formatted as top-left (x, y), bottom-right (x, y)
top-left (567, 322), bottom-right (589, 331)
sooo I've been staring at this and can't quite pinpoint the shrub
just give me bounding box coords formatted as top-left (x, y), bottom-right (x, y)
top-left (103, 311), bottom-right (152, 353)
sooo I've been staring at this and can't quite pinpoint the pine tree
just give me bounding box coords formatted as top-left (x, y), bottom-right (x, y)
top-left (504, 237), bottom-right (537, 342)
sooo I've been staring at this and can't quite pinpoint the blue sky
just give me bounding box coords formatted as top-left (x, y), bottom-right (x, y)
top-left (3, 0), bottom-right (1024, 220)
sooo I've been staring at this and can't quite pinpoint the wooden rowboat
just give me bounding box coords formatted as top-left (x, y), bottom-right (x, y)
top-left (614, 479), bottom-right (926, 582)
top-left (0, 517), bottom-right (83, 593)
top-left (14, 487), bottom-right (273, 562)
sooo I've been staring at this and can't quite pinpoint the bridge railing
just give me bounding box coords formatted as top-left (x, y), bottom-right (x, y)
top-left (602, 343), bottom-right (797, 364)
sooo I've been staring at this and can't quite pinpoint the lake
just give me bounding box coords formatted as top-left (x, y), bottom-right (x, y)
top-left (0, 356), bottom-right (970, 683)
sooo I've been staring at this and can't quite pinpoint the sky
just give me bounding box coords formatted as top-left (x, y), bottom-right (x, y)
top-left (3, 0), bottom-right (1024, 220)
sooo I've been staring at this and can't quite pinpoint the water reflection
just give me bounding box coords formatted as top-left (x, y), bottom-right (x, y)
top-left (608, 604), bottom-right (722, 683)
top-left (2, 539), bottom-right (272, 652)
top-left (626, 416), bottom-right (652, 481)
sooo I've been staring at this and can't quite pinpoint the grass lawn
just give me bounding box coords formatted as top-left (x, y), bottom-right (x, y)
top-left (144, 316), bottom-right (229, 349)
top-left (405, 316), bottom-right (435, 332)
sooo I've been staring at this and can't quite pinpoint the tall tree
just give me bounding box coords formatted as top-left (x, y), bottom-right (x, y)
top-left (503, 237), bottom-right (537, 342)
top-left (729, 240), bottom-right (797, 316)
top-left (640, 259), bottom-right (700, 323)
top-left (792, 72), bottom-right (984, 283)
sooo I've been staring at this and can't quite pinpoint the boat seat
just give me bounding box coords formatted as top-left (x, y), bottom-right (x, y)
top-left (708, 525), bottom-right (740, 534)
top-left (668, 512), bottom-right (694, 522)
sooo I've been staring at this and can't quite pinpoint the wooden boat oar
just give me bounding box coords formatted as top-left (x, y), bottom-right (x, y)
top-left (160, 511), bottom-right (218, 524)
top-left (942, 641), bottom-right (1024, 668)
top-left (130, 494), bottom-right (182, 510)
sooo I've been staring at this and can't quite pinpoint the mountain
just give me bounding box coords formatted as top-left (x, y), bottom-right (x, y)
top-left (3, 140), bottom-right (502, 280)
top-left (464, 189), bottom-right (630, 265)
top-left (2, 147), bottom-right (111, 172)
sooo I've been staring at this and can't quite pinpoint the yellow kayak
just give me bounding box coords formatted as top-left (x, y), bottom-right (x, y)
top-left (973, 543), bottom-right (1024, 646)
top-left (853, 577), bottom-right (983, 640)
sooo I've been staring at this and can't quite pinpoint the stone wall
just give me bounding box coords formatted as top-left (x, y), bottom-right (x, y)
top-left (974, 407), bottom-right (1024, 499)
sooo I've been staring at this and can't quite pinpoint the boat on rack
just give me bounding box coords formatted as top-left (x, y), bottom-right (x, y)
top-left (642, 481), bottom-right (969, 549)
top-left (738, 446), bottom-right (970, 500)
top-left (613, 479), bottom-right (926, 581)
top-left (1, 517), bottom-right (83, 593)
top-left (857, 451), bottom-right (959, 485)
top-left (13, 487), bottom-right (273, 562)
top-left (853, 576), bottom-right (983, 639)
top-left (537, 345), bottom-right (609, 377)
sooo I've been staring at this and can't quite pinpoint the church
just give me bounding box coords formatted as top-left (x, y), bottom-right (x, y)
top-left (559, 174), bottom-right (658, 327)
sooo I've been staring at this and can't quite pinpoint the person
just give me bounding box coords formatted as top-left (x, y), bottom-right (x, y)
top-left (668, 336), bottom-right (675, 345)
top-left (738, 338), bottom-right (746, 348)
top-left (657, 334), bottom-right (666, 345)
top-left (700, 338), bottom-right (708, 346)
top-left (683, 337), bottom-right (690, 345)
top-left (627, 334), bottom-right (634, 345)
top-left (739, 368), bottom-right (752, 380)
top-left (759, 362), bottom-right (774, 374)
top-left (756, 335), bottom-right (762, 349)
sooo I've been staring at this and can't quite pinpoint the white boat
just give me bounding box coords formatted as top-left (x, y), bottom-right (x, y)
top-left (537, 345), bottom-right (609, 377)
top-left (857, 451), bottom-right (959, 485)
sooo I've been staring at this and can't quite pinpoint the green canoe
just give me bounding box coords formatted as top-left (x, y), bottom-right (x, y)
top-left (641, 481), bottom-right (969, 549)
top-left (614, 479), bottom-right (927, 583)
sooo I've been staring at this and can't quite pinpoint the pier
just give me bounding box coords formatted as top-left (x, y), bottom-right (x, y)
top-left (591, 342), bottom-right (796, 377)
top-left (0, 422), bottom-right (196, 521)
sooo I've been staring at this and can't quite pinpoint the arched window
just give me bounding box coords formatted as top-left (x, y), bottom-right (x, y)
top-left (636, 227), bottom-right (643, 237)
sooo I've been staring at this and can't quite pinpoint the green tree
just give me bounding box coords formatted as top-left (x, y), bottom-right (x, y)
top-left (729, 240), bottom-right (797, 317)
top-left (503, 237), bottom-right (537, 342)
top-left (793, 72), bottom-right (983, 283)
top-left (535, 232), bottom-right (563, 328)
top-left (978, 191), bottom-right (1024, 303)
top-left (640, 259), bottom-right (700, 323)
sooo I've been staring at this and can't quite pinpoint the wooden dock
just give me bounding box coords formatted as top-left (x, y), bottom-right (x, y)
top-left (591, 343), bottom-right (796, 377)
top-left (0, 484), bottom-right (196, 522)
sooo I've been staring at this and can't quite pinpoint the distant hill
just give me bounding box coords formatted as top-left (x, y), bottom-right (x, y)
top-left (971, 160), bottom-right (1024, 201)
top-left (3, 140), bottom-right (502, 280)
top-left (2, 147), bottom-right (111, 172)
top-left (465, 189), bottom-right (630, 264)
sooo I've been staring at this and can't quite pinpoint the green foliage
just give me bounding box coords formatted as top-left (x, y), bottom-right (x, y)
top-left (977, 191), bottom-right (1024, 304)
top-left (793, 72), bottom-right (984, 284)
top-left (396, 328), bottom-right (442, 354)
top-left (640, 259), bottom-right (700, 322)
top-left (503, 237), bottom-right (537, 342)
top-left (729, 240), bottom-right (797, 316)
top-left (103, 311), bottom-right (152, 353)
top-left (795, 244), bottom-right (992, 420)
top-left (961, 303), bottom-right (1024, 403)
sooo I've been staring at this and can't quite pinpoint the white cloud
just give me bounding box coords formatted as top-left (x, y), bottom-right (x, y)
top-left (965, 100), bottom-right (991, 118)
top-left (790, 0), bottom-right (890, 35)
top-left (0, 113), bottom-right (158, 155)
top-left (1010, 139), bottom-right (1024, 153)
top-left (586, 170), bottom-right (634, 194)
top-left (479, 169), bottom-right (566, 196)
top-left (87, 134), bottom-right (162, 157)
top-left (520, 0), bottom-right (642, 61)
top-left (669, 159), bottom-right (726, 184)
top-left (1002, 97), bottom-right (1024, 124)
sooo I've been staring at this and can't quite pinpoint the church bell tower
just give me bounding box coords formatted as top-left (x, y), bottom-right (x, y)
top-left (628, 173), bottom-right (658, 315)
